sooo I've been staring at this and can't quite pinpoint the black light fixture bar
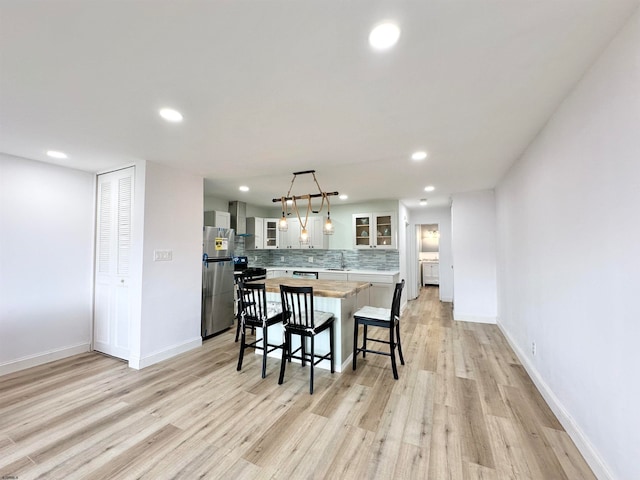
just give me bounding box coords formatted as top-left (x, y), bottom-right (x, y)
top-left (271, 191), bottom-right (339, 203)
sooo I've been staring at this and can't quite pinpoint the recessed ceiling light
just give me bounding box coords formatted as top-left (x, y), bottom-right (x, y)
top-left (424, 185), bottom-right (435, 192)
top-left (369, 22), bottom-right (401, 50)
top-left (419, 199), bottom-right (428, 206)
top-left (339, 194), bottom-right (348, 200)
top-left (239, 186), bottom-right (249, 192)
top-left (411, 151), bottom-right (427, 161)
top-left (159, 108), bottom-right (183, 122)
top-left (46, 150), bottom-right (68, 159)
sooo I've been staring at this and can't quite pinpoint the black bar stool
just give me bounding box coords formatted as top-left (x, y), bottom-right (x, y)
top-left (352, 279), bottom-right (405, 379)
top-left (234, 271), bottom-right (267, 342)
top-left (237, 281), bottom-right (284, 378)
top-left (278, 285), bottom-right (335, 394)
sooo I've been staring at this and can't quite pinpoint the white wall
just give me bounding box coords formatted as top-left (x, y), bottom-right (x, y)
top-left (451, 190), bottom-right (498, 323)
top-left (203, 195), bottom-right (228, 212)
top-left (495, 10), bottom-right (640, 480)
top-left (0, 154), bottom-right (94, 374)
top-left (410, 206), bottom-right (453, 302)
top-left (129, 161), bottom-right (204, 369)
top-left (397, 202), bottom-right (409, 309)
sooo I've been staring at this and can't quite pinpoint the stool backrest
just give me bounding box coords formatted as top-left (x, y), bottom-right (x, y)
top-left (238, 281), bottom-right (268, 321)
top-left (390, 279), bottom-right (405, 322)
top-left (280, 285), bottom-right (315, 329)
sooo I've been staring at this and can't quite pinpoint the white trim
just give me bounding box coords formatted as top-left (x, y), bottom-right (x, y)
top-left (497, 322), bottom-right (614, 480)
top-left (128, 337), bottom-right (202, 370)
top-left (440, 295), bottom-right (453, 303)
top-left (341, 352), bottom-right (353, 373)
top-left (453, 311), bottom-right (497, 324)
top-left (0, 343), bottom-right (91, 376)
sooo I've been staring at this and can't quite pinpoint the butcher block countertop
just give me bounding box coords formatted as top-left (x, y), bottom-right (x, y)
top-left (248, 277), bottom-right (371, 299)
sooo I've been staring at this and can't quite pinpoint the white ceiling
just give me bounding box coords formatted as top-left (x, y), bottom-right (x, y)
top-left (1, 1), bottom-right (637, 209)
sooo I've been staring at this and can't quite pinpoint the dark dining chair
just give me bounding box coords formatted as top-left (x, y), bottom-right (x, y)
top-left (278, 285), bottom-right (335, 394)
top-left (352, 279), bottom-right (405, 379)
top-left (237, 281), bottom-right (284, 378)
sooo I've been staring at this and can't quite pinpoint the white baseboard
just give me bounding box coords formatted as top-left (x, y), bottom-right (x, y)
top-left (497, 322), bottom-right (614, 480)
top-left (453, 311), bottom-right (497, 324)
top-left (340, 352), bottom-right (353, 373)
top-left (440, 295), bottom-right (453, 302)
top-left (128, 337), bottom-right (202, 370)
top-left (266, 350), bottom-right (349, 373)
top-left (0, 343), bottom-right (91, 376)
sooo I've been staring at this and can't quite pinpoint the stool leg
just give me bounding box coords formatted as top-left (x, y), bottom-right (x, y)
top-left (309, 335), bottom-right (314, 394)
top-left (390, 323), bottom-right (398, 380)
top-left (329, 323), bottom-right (335, 374)
top-left (396, 322), bottom-right (405, 365)
top-left (363, 324), bottom-right (368, 358)
top-left (278, 329), bottom-right (288, 385)
top-left (237, 325), bottom-right (246, 371)
top-left (234, 313), bottom-right (242, 342)
top-left (352, 319), bottom-right (359, 371)
top-left (261, 326), bottom-right (268, 379)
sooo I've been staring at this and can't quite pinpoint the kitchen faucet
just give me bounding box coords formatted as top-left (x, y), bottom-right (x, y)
top-left (340, 251), bottom-right (346, 269)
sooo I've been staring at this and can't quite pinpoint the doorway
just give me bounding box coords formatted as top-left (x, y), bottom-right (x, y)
top-left (418, 224), bottom-right (440, 290)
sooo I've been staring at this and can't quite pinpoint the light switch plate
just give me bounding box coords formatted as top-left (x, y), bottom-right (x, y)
top-left (154, 249), bottom-right (173, 261)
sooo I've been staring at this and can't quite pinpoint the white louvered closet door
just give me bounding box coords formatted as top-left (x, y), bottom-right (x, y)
top-left (94, 167), bottom-right (134, 359)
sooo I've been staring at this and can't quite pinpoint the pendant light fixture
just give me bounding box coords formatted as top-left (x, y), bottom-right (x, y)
top-left (273, 170), bottom-right (338, 241)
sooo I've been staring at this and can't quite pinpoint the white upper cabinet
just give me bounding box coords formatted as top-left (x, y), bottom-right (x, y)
top-left (353, 212), bottom-right (397, 249)
top-left (264, 218), bottom-right (280, 249)
top-left (303, 216), bottom-right (329, 249)
top-left (246, 217), bottom-right (264, 249)
top-left (204, 210), bottom-right (231, 228)
top-left (278, 216), bottom-right (328, 249)
top-left (279, 217), bottom-right (301, 249)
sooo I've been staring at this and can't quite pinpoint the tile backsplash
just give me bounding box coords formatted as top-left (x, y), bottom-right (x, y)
top-left (233, 238), bottom-right (399, 271)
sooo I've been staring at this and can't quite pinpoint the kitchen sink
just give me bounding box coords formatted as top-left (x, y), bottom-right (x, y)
top-left (326, 268), bottom-right (350, 271)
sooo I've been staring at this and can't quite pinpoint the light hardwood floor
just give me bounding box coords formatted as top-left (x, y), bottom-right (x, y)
top-left (0, 287), bottom-right (595, 479)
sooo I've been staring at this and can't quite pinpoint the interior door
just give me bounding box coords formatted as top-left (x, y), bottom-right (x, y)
top-left (94, 167), bottom-right (134, 359)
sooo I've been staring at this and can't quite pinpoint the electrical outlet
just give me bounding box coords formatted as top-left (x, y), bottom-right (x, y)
top-left (281, 256), bottom-right (285, 262)
top-left (308, 256), bottom-right (314, 263)
top-left (532, 341), bottom-right (536, 356)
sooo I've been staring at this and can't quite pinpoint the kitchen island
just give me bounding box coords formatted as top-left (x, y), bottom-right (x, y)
top-left (246, 277), bottom-right (371, 371)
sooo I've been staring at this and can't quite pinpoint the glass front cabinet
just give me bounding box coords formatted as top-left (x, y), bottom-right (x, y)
top-left (264, 218), bottom-right (280, 249)
top-left (352, 212), bottom-right (397, 249)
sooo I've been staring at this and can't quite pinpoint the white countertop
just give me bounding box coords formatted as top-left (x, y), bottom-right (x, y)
top-left (265, 266), bottom-right (400, 275)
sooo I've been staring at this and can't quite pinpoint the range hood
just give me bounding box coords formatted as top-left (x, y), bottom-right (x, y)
top-left (228, 200), bottom-right (247, 235)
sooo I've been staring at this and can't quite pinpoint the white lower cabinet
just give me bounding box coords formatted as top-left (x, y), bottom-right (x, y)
top-left (422, 262), bottom-right (440, 285)
top-left (318, 271), bottom-right (348, 281)
top-left (347, 273), bottom-right (399, 308)
top-left (267, 269), bottom-right (293, 278)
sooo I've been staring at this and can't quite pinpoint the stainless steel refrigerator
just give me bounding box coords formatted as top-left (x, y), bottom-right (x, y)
top-left (201, 226), bottom-right (235, 338)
